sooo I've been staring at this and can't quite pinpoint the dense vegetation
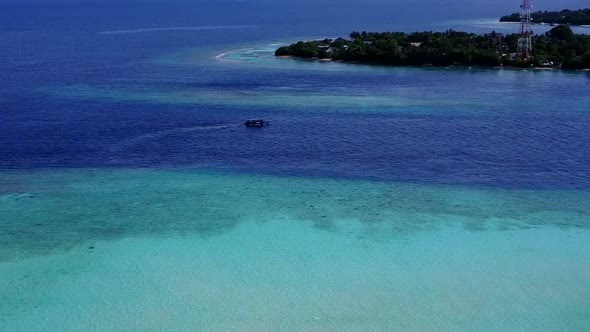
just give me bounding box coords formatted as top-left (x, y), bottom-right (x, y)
top-left (500, 8), bottom-right (590, 26)
top-left (275, 26), bottom-right (590, 69)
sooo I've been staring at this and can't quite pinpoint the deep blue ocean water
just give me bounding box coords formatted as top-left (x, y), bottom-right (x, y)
top-left (1, 0), bottom-right (589, 189)
top-left (1, 1), bottom-right (590, 330)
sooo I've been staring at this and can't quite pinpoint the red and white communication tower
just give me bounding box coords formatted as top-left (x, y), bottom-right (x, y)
top-left (517, 0), bottom-right (533, 59)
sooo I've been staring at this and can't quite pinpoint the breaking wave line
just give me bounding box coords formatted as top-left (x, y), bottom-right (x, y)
top-left (99, 25), bottom-right (255, 35)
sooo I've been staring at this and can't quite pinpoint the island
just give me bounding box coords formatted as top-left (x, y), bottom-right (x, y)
top-left (500, 8), bottom-right (590, 26)
top-left (275, 26), bottom-right (590, 70)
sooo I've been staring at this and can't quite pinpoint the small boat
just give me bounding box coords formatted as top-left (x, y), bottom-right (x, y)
top-left (244, 119), bottom-right (269, 127)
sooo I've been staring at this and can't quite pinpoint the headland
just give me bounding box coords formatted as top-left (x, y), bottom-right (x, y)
top-left (275, 26), bottom-right (590, 70)
top-left (500, 8), bottom-right (590, 26)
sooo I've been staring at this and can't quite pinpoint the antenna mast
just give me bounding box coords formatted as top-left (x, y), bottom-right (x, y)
top-left (517, 0), bottom-right (533, 60)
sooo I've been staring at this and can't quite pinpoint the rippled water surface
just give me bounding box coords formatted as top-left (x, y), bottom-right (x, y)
top-left (1, 1), bottom-right (590, 330)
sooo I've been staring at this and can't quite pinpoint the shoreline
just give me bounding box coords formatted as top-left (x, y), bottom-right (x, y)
top-left (275, 55), bottom-right (590, 73)
top-left (499, 21), bottom-right (590, 28)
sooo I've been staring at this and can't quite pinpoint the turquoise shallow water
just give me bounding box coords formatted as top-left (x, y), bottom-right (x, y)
top-left (2, 168), bottom-right (590, 260)
top-left (1, 169), bottom-right (590, 330)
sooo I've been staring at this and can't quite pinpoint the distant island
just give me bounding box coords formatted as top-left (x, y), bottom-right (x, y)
top-left (500, 8), bottom-right (590, 26)
top-left (275, 26), bottom-right (590, 70)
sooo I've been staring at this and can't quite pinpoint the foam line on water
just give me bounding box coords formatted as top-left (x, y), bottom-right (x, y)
top-left (99, 25), bottom-right (255, 35)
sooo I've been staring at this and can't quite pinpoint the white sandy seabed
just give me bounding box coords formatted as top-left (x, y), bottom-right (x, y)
top-left (1, 169), bottom-right (590, 331)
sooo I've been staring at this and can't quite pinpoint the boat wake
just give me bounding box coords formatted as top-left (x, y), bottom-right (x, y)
top-left (99, 25), bottom-right (255, 35)
top-left (108, 124), bottom-right (234, 154)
